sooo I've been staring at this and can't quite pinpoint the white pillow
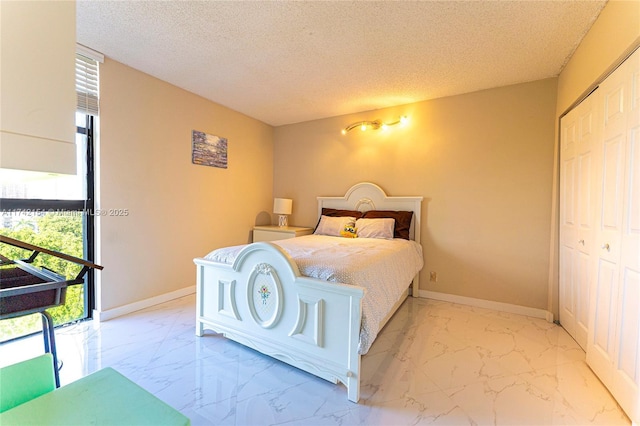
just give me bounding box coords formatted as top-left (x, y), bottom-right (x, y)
top-left (314, 215), bottom-right (357, 237)
top-left (355, 218), bottom-right (395, 239)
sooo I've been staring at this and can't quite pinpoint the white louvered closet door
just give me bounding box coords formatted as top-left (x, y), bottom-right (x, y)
top-left (587, 47), bottom-right (640, 424)
top-left (559, 91), bottom-right (597, 350)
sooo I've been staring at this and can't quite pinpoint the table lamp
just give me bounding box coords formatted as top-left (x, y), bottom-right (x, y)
top-left (273, 198), bottom-right (292, 227)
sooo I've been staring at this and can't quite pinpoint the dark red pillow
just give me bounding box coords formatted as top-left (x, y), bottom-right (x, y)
top-left (321, 208), bottom-right (364, 219)
top-left (362, 210), bottom-right (413, 240)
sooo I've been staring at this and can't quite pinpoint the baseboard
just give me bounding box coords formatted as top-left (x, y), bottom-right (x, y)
top-left (420, 290), bottom-right (553, 322)
top-left (92, 286), bottom-right (552, 323)
top-left (93, 285), bottom-right (196, 322)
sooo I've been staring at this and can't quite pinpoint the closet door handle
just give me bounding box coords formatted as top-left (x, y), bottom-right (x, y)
top-left (601, 243), bottom-right (610, 251)
top-left (578, 239), bottom-right (585, 245)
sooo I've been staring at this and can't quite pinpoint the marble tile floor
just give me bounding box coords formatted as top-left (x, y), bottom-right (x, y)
top-left (0, 294), bottom-right (631, 426)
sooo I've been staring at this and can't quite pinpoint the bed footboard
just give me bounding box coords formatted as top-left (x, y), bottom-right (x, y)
top-left (194, 242), bottom-right (365, 402)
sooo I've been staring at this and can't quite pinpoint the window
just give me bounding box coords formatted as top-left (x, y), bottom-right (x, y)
top-left (0, 48), bottom-right (101, 342)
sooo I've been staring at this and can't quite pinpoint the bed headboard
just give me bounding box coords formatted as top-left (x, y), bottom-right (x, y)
top-left (317, 182), bottom-right (423, 243)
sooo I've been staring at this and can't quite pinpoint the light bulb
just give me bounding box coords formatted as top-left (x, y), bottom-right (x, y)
top-left (361, 123), bottom-right (367, 131)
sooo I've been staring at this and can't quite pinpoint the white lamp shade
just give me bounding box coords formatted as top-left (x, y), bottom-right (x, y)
top-left (273, 198), bottom-right (292, 215)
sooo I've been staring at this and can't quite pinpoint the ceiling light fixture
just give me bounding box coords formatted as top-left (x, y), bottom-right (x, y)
top-left (341, 116), bottom-right (408, 135)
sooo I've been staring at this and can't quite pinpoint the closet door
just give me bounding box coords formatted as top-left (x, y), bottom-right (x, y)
top-left (587, 48), bottom-right (640, 423)
top-left (559, 93), bottom-right (597, 350)
top-left (611, 48), bottom-right (640, 423)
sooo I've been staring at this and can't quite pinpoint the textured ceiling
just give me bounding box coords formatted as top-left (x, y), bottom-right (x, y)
top-left (77, 1), bottom-right (607, 126)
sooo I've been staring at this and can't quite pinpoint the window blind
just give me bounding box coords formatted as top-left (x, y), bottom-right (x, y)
top-left (76, 45), bottom-right (103, 116)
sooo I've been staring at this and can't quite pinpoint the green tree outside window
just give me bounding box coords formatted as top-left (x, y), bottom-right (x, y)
top-left (1, 212), bottom-right (85, 341)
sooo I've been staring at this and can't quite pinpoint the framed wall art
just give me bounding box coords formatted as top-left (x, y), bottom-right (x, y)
top-left (192, 130), bottom-right (228, 169)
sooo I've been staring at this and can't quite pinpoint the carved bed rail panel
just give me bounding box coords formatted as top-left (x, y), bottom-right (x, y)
top-left (194, 242), bottom-right (364, 401)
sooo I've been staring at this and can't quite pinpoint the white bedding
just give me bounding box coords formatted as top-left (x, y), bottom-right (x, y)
top-left (204, 234), bottom-right (424, 354)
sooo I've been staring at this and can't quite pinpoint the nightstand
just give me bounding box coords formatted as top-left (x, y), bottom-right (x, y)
top-left (253, 225), bottom-right (313, 242)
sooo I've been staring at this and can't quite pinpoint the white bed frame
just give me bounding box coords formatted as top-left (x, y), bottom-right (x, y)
top-left (194, 182), bottom-right (422, 402)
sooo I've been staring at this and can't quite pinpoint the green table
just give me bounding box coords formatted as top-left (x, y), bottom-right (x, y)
top-left (0, 367), bottom-right (190, 425)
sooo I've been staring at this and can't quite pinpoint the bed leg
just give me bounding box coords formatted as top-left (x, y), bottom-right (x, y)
top-left (411, 274), bottom-right (420, 298)
top-left (347, 375), bottom-right (360, 403)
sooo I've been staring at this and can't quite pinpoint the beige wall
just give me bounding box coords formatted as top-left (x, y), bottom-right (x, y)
top-left (97, 59), bottom-right (273, 312)
top-left (274, 78), bottom-right (557, 310)
top-left (548, 0), bottom-right (640, 317)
